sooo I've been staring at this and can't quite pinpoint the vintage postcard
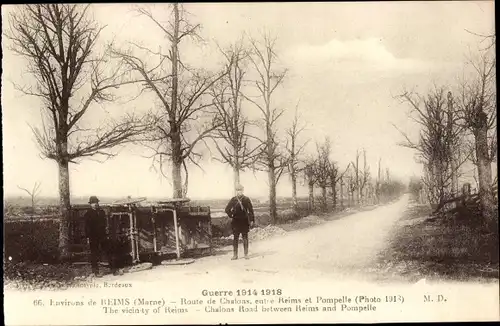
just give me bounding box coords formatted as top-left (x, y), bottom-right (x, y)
top-left (2, 2), bottom-right (498, 325)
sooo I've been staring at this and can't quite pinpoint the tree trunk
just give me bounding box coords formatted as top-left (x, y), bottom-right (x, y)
top-left (340, 179), bottom-right (344, 209)
top-left (435, 160), bottom-right (446, 206)
top-left (57, 157), bottom-right (71, 261)
top-left (233, 164), bottom-right (240, 196)
top-left (232, 99), bottom-right (241, 196)
top-left (448, 93), bottom-right (459, 196)
top-left (172, 4), bottom-right (179, 111)
top-left (172, 159), bottom-right (183, 198)
top-left (308, 182), bottom-right (314, 212)
top-left (170, 128), bottom-right (184, 198)
top-left (170, 4), bottom-right (182, 199)
top-left (321, 185), bottom-right (327, 212)
top-left (268, 168), bottom-right (277, 224)
top-left (347, 178), bottom-right (352, 207)
top-left (475, 126), bottom-right (495, 228)
top-left (291, 168), bottom-right (298, 211)
top-left (331, 180), bottom-right (337, 210)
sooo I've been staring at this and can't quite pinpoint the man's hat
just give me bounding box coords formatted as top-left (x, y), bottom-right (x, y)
top-left (235, 184), bottom-right (244, 191)
top-left (88, 196), bottom-right (100, 204)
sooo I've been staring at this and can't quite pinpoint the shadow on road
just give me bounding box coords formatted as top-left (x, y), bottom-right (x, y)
top-left (211, 249), bottom-right (232, 257)
top-left (210, 249), bottom-right (277, 260)
top-left (245, 250), bottom-right (277, 259)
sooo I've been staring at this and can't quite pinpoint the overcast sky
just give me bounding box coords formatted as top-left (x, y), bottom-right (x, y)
top-left (1, 2), bottom-right (495, 200)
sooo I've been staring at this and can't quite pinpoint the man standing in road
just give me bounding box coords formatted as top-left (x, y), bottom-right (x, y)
top-left (225, 184), bottom-right (255, 260)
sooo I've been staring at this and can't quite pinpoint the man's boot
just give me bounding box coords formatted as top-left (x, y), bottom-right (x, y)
top-left (243, 236), bottom-right (249, 259)
top-left (90, 252), bottom-right (100, 277)
top-left (231, 237), bottom-right (238, 260)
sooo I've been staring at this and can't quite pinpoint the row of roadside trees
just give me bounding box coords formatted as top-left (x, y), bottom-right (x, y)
top-left (5, 3), bottom-right (405, 260)
top-left (396, 32), bottom-right (496, 229)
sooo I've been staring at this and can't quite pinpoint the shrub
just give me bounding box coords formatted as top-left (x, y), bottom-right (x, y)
top-left (4, 218), bottom-right (60, 263)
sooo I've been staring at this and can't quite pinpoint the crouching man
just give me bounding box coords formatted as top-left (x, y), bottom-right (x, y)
top-left (225, 184), bottom-right (255, 260)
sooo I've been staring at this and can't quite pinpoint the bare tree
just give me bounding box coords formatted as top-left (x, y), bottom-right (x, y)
top-left (6, 4), bottom-right (153, 259)
top-left (245, 32), bottom-right (288, 224)
top-left (395, 86), bottom-right (468, 207)
top-left (303, 158), bottom-right (318, 212)
top-left (328, 161), bottom-right (349, 210)
top-left (358, 149), bottom-right (370, 204)
top-left (17, 181), bottom-right (43, 258)
top-left (456, 49), bottom-right (497, 227)
top-left (345, 161), bottom-right (361, 207)
top-left (211, 39), bottom-right (262, 194)
top-left (375, 158), bottom-right (382, 204)
top-left (350, 150), bottom-right (361, 205)
top-left (285, 102), bottom-right (309, 211)
top-left (447, 92), bottom-right (460, 196)
top-left (465, 29), bottom-right (495, 51)
top-left (111, 4), bottom-right (228, 198)
top-left (346, 173), bottom-right (355, 207)
top-left (314, 138), bottom-right (332, 212)
top-left (18, 182), bottom-right (42, 216)
top-left (338, 163), bottom-right (351, 209)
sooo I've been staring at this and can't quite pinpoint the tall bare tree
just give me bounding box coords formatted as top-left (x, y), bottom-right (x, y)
top-left (18, 182), bottom-right (42, 216)
top-left (285, 102), bottom-right (309, 211)
top-left (245, 33), bottom-right (288, 224)
top-left (346, 172), bottom-right (356, 207)
top-left (351, 150), bottom-right (361, 205)
top-left (395, 87), bottom-right (468, 207)
top-left (328, 161), bottom-right (349, 210)
top-left (358, 149), bottom-right (370, 204)
top-left (447, 92), bottom-right (460, 196)
top-left (314, 138), bottom-right (332, 212)
top-left (303, 158), bottom-right (318, 212)
top-left (375, 158), bottom-right (382, 204)
top-left (339, 163), bottom-right (351, 209)
top-left (456, 49), bottom-right (497, 227)
top-left (112, 4), bottom-right (227, 198)
top-left (211, 40), bottom-right (261, 194)
top-left (6, 4), bottom-right (153, 259)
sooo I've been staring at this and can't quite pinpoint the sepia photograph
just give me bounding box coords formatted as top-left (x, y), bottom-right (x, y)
top-left (2, 2), bottom-right (498, 325)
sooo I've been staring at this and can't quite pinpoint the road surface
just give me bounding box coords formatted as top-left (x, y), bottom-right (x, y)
top-left (145, 193), bottom-right (408, 284)
top-left (48, 195), bottom-right (410, 291)
top-left (5, 194), bottom-right (500, 324)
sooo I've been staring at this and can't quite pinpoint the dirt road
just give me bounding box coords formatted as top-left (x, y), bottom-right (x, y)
top-left (91, 194), bottom-right (409, 287)
top-left (7, 195), bottom-right (408, 296)
top-left (6, 194), bottom-right (500, 324)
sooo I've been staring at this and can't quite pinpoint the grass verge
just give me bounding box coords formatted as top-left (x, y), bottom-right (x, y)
top-left (373, 200), bottom-right (499, 283)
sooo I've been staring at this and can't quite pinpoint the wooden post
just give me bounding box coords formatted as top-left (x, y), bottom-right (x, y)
top-left (208, 206), bottom-right (213, 255)
top-left (127, 205), bottom-right (140, 264)
top-left (151, 208), bottom-right (157, 253)
top-left (173, 208), bottom-right (181, 259)
top-left (128, 211), bottom-right (136, 263)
